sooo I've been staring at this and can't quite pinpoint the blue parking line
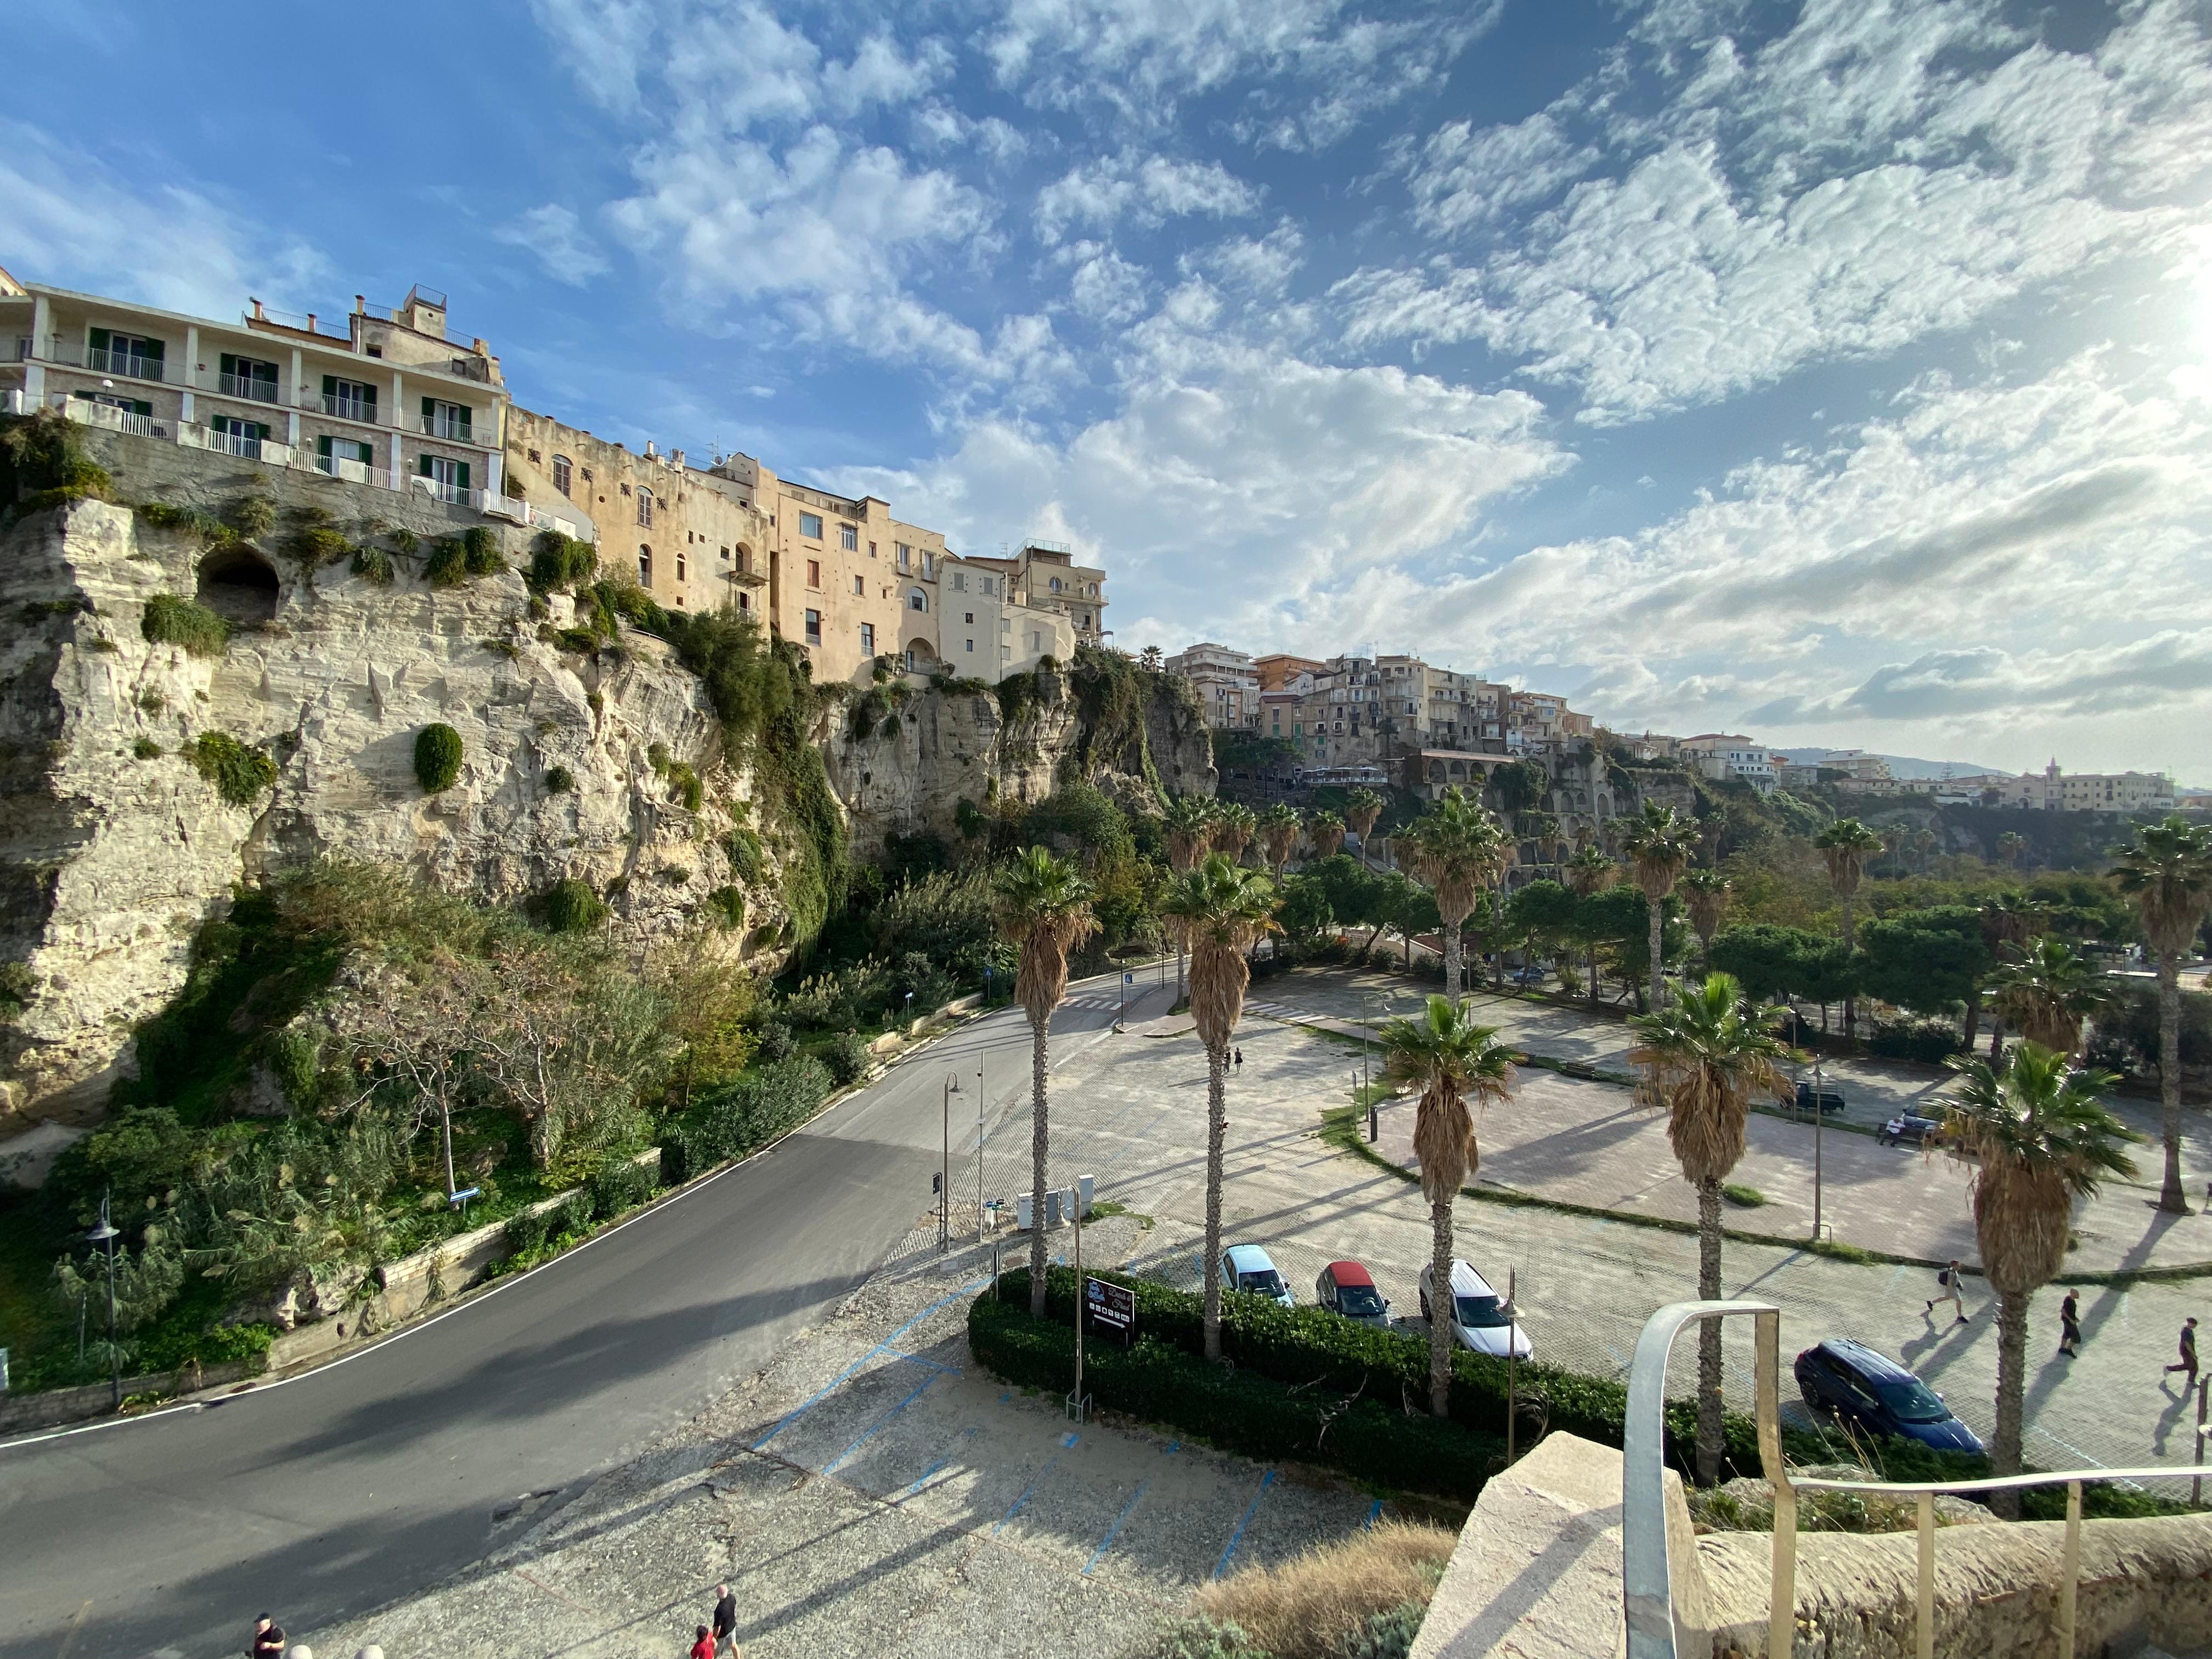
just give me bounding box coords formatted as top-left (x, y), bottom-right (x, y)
top-left (1085, 1481), bottom-right (1149, 1576)
top-left (898, 1427), bottom-right (978, 1503)
top-left (993, 1454), bottom-right (1060, 1534)
top-left (753, 1277), bottom-right (988, 1449)
top-left (822, 1371), bottom-right (941, 1475)
top-left (1212, 1470), bottom-right (1277, 1581)
top-left (1163, 1440), bottom-right (1180, 1455)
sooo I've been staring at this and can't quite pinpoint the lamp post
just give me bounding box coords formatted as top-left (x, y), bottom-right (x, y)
top-left (976, 1045), bottom-right (988, 1245)
top-left (86, 1193), bottom-right (121, 1410)
top-left (1813, 1050), bottom-right (1826, 1241)
top-left (940, 1073), bottom-right (962, 1252)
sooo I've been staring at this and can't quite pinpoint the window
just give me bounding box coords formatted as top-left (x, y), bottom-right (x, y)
top-left (1081, 612), bottom-right (1091, 628)
top-left (719, 545), bottom-right (730, 560)
top-left (218, 352), bottom-right (280, 403)
top-left (964, 639), bottom-right (974, 653)
top-left (980, 576), bottom-right (995, 596)
top-left (315, 435), bottom-right (374, 477)
top-left (896, 543), bottom-right (911, 570)
top-left (952, 572), bottom-right (966, 591)
top-left (807, 559), bottom-right (821, 588)
top-left (853, 574), bottom-right (864, 595)
top-left (909, 588), bottom-right (928, 612)
top-left (638, 546), bottom-right (653, 584)
top-left (804, 608), bottom-right (822, 645)
top-left (869, 541), bottom-right (877, 558)
top-left (636, 487), bottom-right (654, 528)
top-left (799, 511), bottom-right (823, 540)
top-left (839, 522), bottom-right (857, 550)
top-left (550, 455), bottom-right (571, 496)
top-left (1049, 576), bottom-right (1063, 592)
top-left (421, 397), bottom-right (472, 443)
top-left (87, 327), bottom-right (165, 380)
top-left (737, 591), bottom-right (751, 612)
top-left (322, 375), bottom-right (377, 423)
top-left (964, 612), bottom-right (974, 624)
top-left (676, 553), bottom-right (686, 584)
top-left (208, 414), bottom-right (269, 455)
top-left (860, 623), bottom-right (875, 654)
top-left (417, 453), bottom-right (470, 500)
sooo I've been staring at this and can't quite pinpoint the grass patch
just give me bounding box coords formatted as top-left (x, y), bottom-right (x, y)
top-left (185, 731), bottom-right (276, 805)
top-left (141, 592), bottom-right (229, 657)
top-left (1087, 1200), bottom-right (1155, 1229)
top-left (1721, 1183), bottom-right (1767, 1207)
top-left (1161, 1521), bottom-right (1453, 1659)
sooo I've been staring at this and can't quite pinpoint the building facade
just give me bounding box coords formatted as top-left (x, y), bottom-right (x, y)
top-left (1166, 643), bottom-right (1260, 729)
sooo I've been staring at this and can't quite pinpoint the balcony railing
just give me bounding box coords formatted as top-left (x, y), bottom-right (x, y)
top-left (419, 414), bottom-right (478, 444)
top-left (3, 337), bottom-right (30, 364)
top-left (56, 395), bottom-right (168, 440)
top-left (408, 472), bottom-right (486, 511)
top-left (217, 372), bottom-right (282, 404)
top-left (84, 346), bottom-right (170, 382)
top-left (322, 393), bottom-right (377, 424)
top-left (316, 453), bottom-right (375, 486)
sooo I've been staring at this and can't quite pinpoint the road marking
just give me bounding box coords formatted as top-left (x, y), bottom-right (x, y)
top-left (54, 1600), bottom-right (91, 1659)
top-left (1084, 1481), bottom-right (1150, 1576)
top-left (1212, 1470), bottom-right (1277, 1580)
top-left (822, 1371), bottom-right (943, 1475)
top-left (1163, 1440), bottom-right (1180, 1455)
top-left (753, 1277), bottom-right (987, 1450)
top-left (992, 1454), bottom-right (1060, 1534)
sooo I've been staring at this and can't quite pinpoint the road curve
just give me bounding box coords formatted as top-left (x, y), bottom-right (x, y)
top-left (0, 969), bottom-right (1168, 1659)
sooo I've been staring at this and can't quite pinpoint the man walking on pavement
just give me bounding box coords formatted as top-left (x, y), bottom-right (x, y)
top-left (2058, 1289), bottom-right (2082, 1358)
top-left (2166, 1316), bottom-right (2200, 1390)
top-left (1926, 1259), bottom-right (1968, 1325)
top-left (712, 1583), bottom-right (738, 1654)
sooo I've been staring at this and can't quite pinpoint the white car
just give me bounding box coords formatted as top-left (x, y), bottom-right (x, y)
top-left (1419, 1259), bottom-right (1532, 1360)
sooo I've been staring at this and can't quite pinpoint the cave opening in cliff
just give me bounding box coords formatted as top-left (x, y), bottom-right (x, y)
top-left (196, 546), bottom-right (280, 624)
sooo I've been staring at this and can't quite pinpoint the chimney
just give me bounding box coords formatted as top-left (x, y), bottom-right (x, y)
top-left (354, 294), bottom-right (365, 314)
top-left (306, 313), bottom-right (317, 333)
top-left (645, 439), bottom-right (658, 459)
top-left (250, 297), bottom-right (265, 319)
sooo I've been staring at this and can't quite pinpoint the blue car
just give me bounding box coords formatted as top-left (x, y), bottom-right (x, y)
top-left (1794, 1339), bottom-right (1985, 1454)
top-left (1219, 1244), bottom-right (1295, 1308)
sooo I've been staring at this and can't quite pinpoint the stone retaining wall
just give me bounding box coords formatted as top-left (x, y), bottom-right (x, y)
top-left (0, 1358), bottom-right (253, 1435)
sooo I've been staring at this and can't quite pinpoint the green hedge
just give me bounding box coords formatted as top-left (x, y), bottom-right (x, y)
top-left (414, 723), bottom-right (464, 792)
top-left (970, 1292), bottom-right (1504, 1502)
top-left (667, 1053), bottom-right (832, 1180)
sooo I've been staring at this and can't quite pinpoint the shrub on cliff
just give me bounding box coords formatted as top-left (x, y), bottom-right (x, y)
top-left (0, 411), bottom-right (112, 512)
top-left (414, 723), bottom-right (464, 793)
top-left (540, 877), bottom-right (608, 933)
top-left (225, 494), bottom-right (277, 540)
top-left (462, 525), bottom-right (503, 577)
top-left (544, 765), bottom-right (574, 795)
top-left (423, 538), bottom-right (468, 588)
top-left (142, 593), bottom-right (229, 657)
top-left (528, 531), bottom-right (597, 593)
top-left (187, 731), bottom-right (276, 805)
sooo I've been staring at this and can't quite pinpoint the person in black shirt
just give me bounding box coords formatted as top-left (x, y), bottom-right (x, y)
top-left (712, 1583), bottom-right (738, 1652)
top-left (250, 1615), bottom-right (285, 1659)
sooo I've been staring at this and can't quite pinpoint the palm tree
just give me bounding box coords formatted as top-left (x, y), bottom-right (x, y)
top-left (1995, 830), bottom-right (2027, 869)
top-left (1159, 855), bottom-right (1280, 1362)
top-left (1678, 867), bottom-right (1732, 970)
top-left (1345, 787), bottom-right (1385, 866)
top-left (1139, 644), bottom-right (1165, 674)
top-left (2110, 817), bottom-right (2212, 1214)
top-left (1619, 801), bottom-right (1697, 1013)
top-left (1306, 809), bottom-right (1346, 862)
top-left (1977, 890), bottom-right (2052, 1056)
top-left (1627, 973), bottom-right (1797, 1483)
top-left (1376, 996), bottom-right (1518, 1415)
top-left (1990, 935), bottom-right (2109, 1057)
top-left (994, 847), bottom-right (1098, 1318)
top-left (1210, 800), bottom-right (1257, 865)
top-left (1401, 787), bottom-right (1508, 999)
top-left (1940, 1045), bottom-right (2138, 1514)
top-left (1161, 795), bottom-right (1215, 1000)
top-left (1814, 819), bottom-right (1883, 1038)
top-left (1256, 804), bottom-right (1301, 877)
top-left (1564, 844), bottom-right (1615, 1008)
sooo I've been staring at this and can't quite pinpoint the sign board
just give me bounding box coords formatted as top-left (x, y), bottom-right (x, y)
top-left (448, 1187), bottom-right (481, 1207)
top-left (1124, 972), bottom-right (1134, 985)
top-left (1086, 1276), bottom-right (1136, 1335)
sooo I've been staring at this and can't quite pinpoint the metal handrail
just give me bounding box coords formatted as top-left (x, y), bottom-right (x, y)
top-left (1622, 1300), bottom-right (1787, 1659)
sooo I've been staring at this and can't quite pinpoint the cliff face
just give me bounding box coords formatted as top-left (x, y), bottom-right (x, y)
top-left (0, 427), bottom-right (1211, 1138)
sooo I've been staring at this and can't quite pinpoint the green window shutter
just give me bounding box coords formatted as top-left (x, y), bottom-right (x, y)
top-left (220, 352), bottom-right (239, 377)
top-left (143, 338), bottom-right (165, 364)
top-left (317, 436), bottom-right (332, 461)
top-left (249, 422), bottom-right (269, 443)
top-left (89, 326), bottom-right (110, 352)
top-left (130, 400), bottom-right (151, 417)
top-left (362, 386), bottom-right (378, 417)
top-left (419, 454), bottom-right (433, 477)
top-left (421, 396), bottom-right (436, 426)
top-left (322, 374), bottom-right (337, 397)
top-left (455, 461), bottom-right (471, 491)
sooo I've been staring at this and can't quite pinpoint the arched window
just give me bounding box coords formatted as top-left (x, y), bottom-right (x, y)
top-left (638, 544), bottom-right (652, 585)
top-left (636, 486), bottom-right (653, 528)
top-left (551, 455), bottom-right (572, 497)
top-left (908, 588), bottom-right (928, 612)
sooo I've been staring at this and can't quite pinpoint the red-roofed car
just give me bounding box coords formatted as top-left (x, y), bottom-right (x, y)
top-left (1314, 1260), bottom-right (1392, 1329)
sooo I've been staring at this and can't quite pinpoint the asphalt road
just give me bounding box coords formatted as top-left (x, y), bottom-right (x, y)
top-left (0, 969), bottom-right (1165, 1659)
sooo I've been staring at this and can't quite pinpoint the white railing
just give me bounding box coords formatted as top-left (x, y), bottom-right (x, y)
top-left (408, 473), bottom-right (486, 511)
top-left (316, 454), bottom-right (374, 486)
top-left (1621, 1300), bottom-right (2208, 1659)
top-left (216, 373), bottom-right (281, 404)
top-left (321, 393), bottom-right (377, 424)
top-left (419, 414), bottom-right (478, 445)
top-left (84, 346), bottom-right (170, 382)
top-left (61, 398), bottom-right (168, 440)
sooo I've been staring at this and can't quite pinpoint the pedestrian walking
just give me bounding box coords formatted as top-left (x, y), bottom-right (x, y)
top-left (712, 1583), bottom-right (737, 1654)
top-left (1925, 1259), bottom-right (1967, 1325)
top-left (690, 1624), bottom-right (716, 1659)
top-left (2058, 1289), bottom-right (2081, 1358)
top-left (250, 1616), bottom-right (285, 1659)
top-left (1233, 1047), bottom-right (1243, 1073)
top-left (2166, 1316), bottom-right (2200, 1388)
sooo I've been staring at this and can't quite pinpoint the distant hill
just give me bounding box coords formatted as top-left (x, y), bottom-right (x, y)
top-left (1774, 748), bottom-right (2006, 782)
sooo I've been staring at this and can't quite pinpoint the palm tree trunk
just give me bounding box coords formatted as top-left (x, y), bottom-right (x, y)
top-left (1588, 943), bottom-right (1600, 1010)
top-left (1647, 901), bottom-right (1664, 1015)
top-left (1029, 1017), bottom-right (1050, 1319)
top-left (1841, 896), bottom-right (1859, 1040)
top-left (1696, 1176), bottom-right (1724, 1485)
top-left (2159, 952), bottom-right (2188, 1213)
top-left (1991, 1289), bottom-right (2028, 1519)
top-left (1988, 1011), bottom-right (2004, 1060)
top-left (1443, 917), bottom-right (1463, 1001)
top-left (1429, 1195), bottom-right (1455, 1418)
top-left (1203, 1043), bottom-right (1228, 1363)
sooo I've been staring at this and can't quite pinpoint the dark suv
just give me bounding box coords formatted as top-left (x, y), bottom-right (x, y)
top-left (1794, 1339), bottom-right (1984, 1453)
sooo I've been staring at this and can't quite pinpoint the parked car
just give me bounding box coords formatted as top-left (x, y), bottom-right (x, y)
top-left (1418, 1260), bottom-right (1532, 1359)
top-left (1794, 1339), bottom-right (1985, 1454)
top-left (1314, 1260), bottom-right (1391, 1329)
top-left (1220, 1244), bottom-right (1295, 1307)
top-left (1878, 1113), bottom-right (1944, 1147)
top-left (1795, 1081), bottom-right (1847, 1115)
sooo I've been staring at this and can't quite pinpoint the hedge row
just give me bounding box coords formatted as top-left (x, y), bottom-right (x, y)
top-left (664, 1053), bottom-right (833, 1181)
top-left (969, 1292), bottom-right (1504, 1502)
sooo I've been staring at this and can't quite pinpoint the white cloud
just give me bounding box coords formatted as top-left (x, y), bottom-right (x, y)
top-left (0, 122), bottom-right (327, 318)
top-left (1184, 223), bottom-right (1304, 295)
top-left (493, 204), bottom-right (610, 287)
top-left (1035, 153), bottom-right (1261, 244)
top-left (1345, 0), bottom-right (2212, 419)
top-left (1058, 241), bottom-right (1149, 323)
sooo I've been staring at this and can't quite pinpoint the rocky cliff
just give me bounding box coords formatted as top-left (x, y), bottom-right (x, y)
top-left (0, 424), bottom-right (1210, 1140)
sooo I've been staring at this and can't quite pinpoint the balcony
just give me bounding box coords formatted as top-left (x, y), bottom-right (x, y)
top-left (84, 346), bottom-right (171, 382)
top-left (321, 392), bottom-right (377, 424)
top-left (54, 394), bottom-right (169, 441)
top-left (409, 472), bottom-right (487, 511)
top-left (419, 413), bottom-right (479, 446)
top-left (315, 453), bottom-right (375, 486)
top-left (180, 422), bottom-right (297, 466)
top-left (216, 372), bottom-right (281, 405)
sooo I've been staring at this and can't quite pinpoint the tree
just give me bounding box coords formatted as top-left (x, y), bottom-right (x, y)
top-left (1813, 819), bottom-right (1884, 1038)
top-left (2109, 816), bottom-right (2212, 1213)
top-left (1274, 874), bottom-right (1335, 946)
top-left (1139, 644), bottom-right (1165, 674)
top-left (1991, 936), bottom-right (2109, 1057)
top-left (1345, 787), bottom-right (1386, 865)
top-left (1401, 787), bottom-right (1508, 1000)
top-left (1504, 880), bottom-right (1578, 982)
top-left (1489, 758), bottom-right (1549, 831)
top-left (1159, 856), bottom-right (1280, 1361)
top-left (1563, 845), bottom-right (1614, 1007)
top-left (1376, 872), bottom-right (1437, 969)
top-left (994, 847), bottom-right (1098, 1318)
top-left (1939, 1045), bottom-right (2137, 1513)
top-left (1306, 855), bottom-right (1388, 954)
top-left (1976, 890), bottom-right (2051, 1054)
top-left (1856, 906), bottom-right (1992, 1018)
top-left (1256, 804), bottom-right (1301, 876)
top-left (1160, 795), bottom-right (1215, 998)
top-left (1377, 996), bottom-right (1517, 1415)
top-left (1619, 802), bottom-right (1698, 1013)
top-left (1306, 809), bottom-right (1346, 862)
top-left (1209, 800), bottom-right (1257, 864)
top-left (1627, 973), bottom-right (1797, 1483)
top-left (1706, 925), bottom-right (1853, 1026)
top-left (1677, 868), bottom-right (1732, 969)
top-left (1996, 830), bottom-right (2027, 868)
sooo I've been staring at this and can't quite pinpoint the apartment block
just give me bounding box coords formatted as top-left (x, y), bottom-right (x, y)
top-left (961, 541), bottom-right (1108, 650)
top-left (939, 551), bottom-right (1075, 676)
top-left (1166, 642), bottom-right (1260, 729)
top-left (1681, 733), bottom-right (1782, 793)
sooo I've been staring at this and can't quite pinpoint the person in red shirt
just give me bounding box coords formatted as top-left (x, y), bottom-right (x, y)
top-left (690, 1625), bottom-right (716, 1659)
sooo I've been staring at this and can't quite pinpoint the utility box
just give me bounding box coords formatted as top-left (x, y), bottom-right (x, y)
top-left (1077, 1175), bottom-right (1094, 1217)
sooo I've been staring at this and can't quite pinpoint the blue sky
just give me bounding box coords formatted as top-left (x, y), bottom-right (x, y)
top-left (7, 0), bottom-right (2211, 777)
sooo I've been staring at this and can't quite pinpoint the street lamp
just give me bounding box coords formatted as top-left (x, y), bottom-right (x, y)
top-left (940, 1073), bottom-right (962, 1252)
top-left (86, 1193), bottom-right (121, 1410)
